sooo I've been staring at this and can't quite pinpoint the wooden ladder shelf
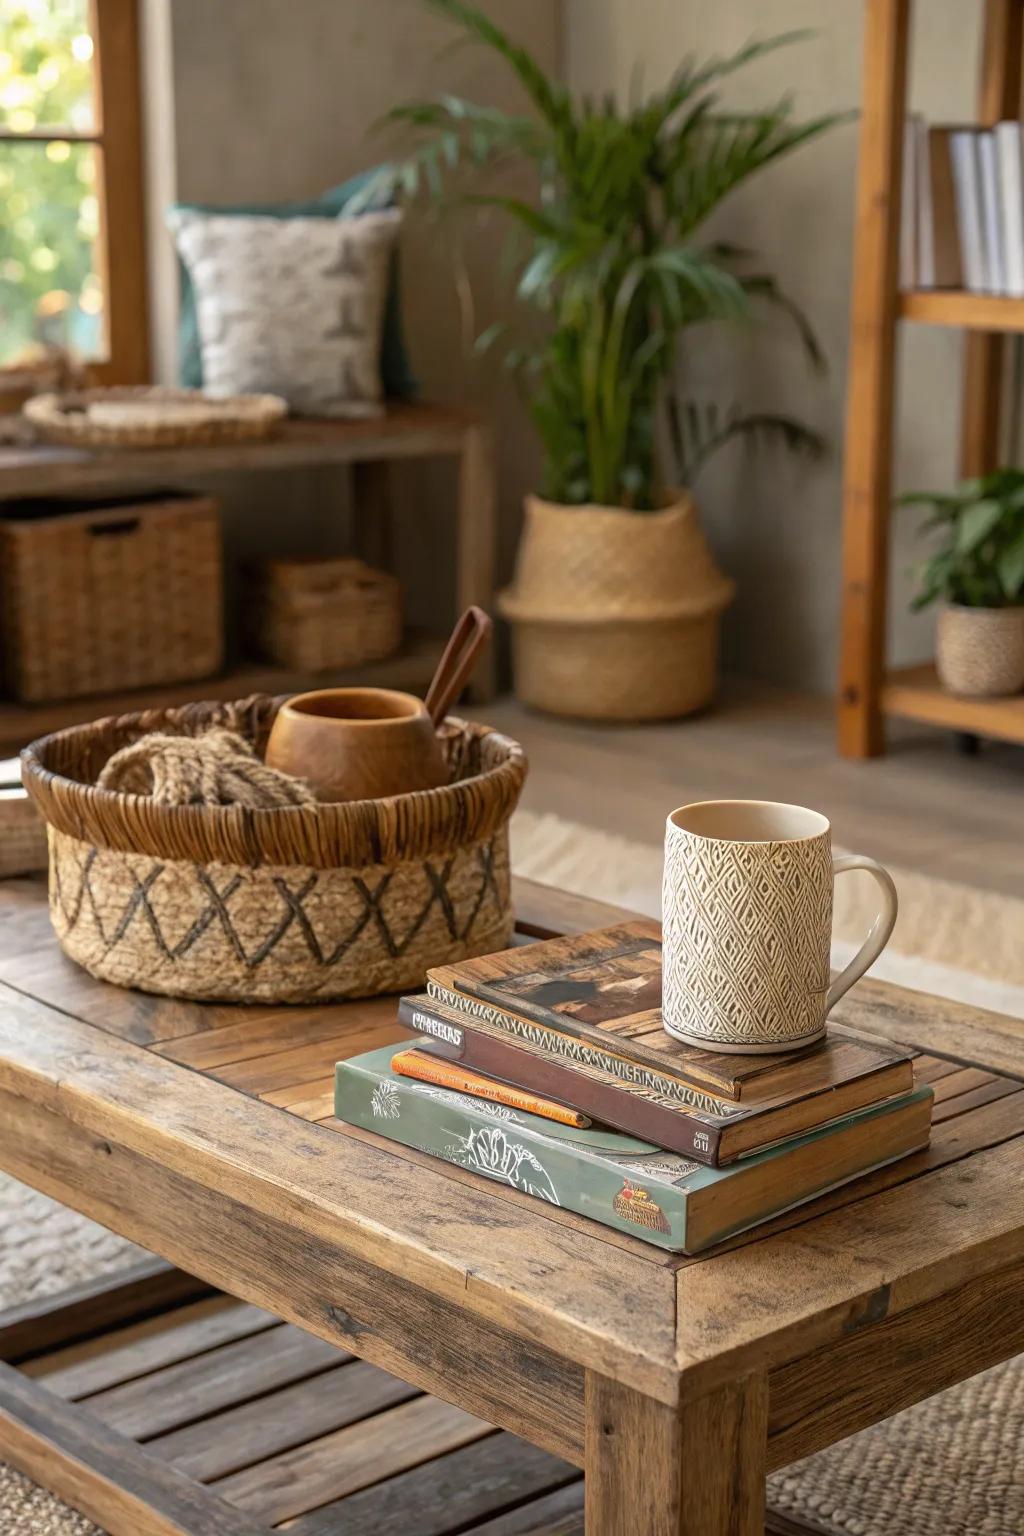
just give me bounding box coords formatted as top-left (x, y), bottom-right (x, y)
top-left (837, 0), bottom-right (1024, 755)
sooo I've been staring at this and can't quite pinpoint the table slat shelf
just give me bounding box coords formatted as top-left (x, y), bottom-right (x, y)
top-left (0, 1272), bottom-right (585, 1536)
top-left (881, 663), bottom-right (1024, 744)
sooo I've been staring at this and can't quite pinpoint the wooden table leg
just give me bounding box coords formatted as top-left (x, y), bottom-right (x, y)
top-left (456, 421), bottom-right (497, 702)
top-left (585, 1370), bottom-right (767, 1536)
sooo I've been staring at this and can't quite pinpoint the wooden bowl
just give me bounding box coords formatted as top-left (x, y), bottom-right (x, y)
top-left (265, 687), bottom-right (450, 803)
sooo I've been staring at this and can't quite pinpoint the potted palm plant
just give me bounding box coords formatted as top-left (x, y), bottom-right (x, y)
top-left (365, 2), bottom-right (841, 719)
top-left (901, 470), bottom-right (1024, 698)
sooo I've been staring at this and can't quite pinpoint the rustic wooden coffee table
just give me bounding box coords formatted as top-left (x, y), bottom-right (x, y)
top-left (1, 874), bottom-right (1023, 1536)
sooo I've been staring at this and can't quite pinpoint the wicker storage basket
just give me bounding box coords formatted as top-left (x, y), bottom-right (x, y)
top-left (498, 492), bottom-right (734, 721)
top-left (0, 491), bottom-right (223, 703)
top-left (248, 557), bottom-right (402, 671)
top-left (22, 696), bottom-right (527, 1003)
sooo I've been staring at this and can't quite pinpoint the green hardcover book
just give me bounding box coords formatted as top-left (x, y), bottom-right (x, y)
top-left (335, 1046), bottom-right (933, 1254)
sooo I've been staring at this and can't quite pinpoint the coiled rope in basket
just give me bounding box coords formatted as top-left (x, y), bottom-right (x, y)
top-left (22, 695), bottom-right (527, 1003)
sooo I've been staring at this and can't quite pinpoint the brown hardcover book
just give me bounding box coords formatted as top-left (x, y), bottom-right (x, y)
top-left (426, 922), bottom-right (911, 1102)
top-left (919, 124), bottom-right (965, 288)
top-left (398, 994), bottom-right (916, 1166)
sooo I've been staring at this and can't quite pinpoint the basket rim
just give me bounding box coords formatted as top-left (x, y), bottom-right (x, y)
top-left (21, 697), bottom-right (527, 870)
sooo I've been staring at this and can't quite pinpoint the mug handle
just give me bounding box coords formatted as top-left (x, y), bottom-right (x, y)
top-left (826, 854), bottom-right (899, 1012)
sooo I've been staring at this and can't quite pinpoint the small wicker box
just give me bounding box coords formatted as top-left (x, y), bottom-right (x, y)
top-left (248, 557), bottom-right (402, 672)
top-left (0, 491), bottom-right (223, 703)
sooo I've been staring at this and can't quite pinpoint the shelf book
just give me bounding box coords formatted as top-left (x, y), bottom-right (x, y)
top-left (335, 1047), bottom-right (933, 1254)
top-left (407, 921), bottom-right (916, 1165)
top-left (906, 116), bottom-right (1024, 297)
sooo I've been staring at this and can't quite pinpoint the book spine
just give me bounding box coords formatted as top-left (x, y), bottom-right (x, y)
top-left (951, 130), bottom-right (987, 291)
top-left (335, 1058), bottom-right (689, 1251)
top-left (916, 118), bottom-right (934, 287)
top-left (978, 131), bottom-right (1005, 293)
top-left (391, 1048), bottom-right (592, 1128)
top-left (996, 121), bottom-right (1024, 297)
top-left (399, 997), bottom-right (727, 1164)
top-left (421, 982), bottom-right (732, 1111)
top-left (901, 115), bottom-right (918, 290)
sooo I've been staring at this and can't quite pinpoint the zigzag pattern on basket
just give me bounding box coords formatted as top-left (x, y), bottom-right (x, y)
top-left (26, 704), bottom-right (525, 1003)
top-left (52, 840), bottom-right (504, 973)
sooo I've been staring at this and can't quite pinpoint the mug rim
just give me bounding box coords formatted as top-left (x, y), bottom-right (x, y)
top-left (666, 798), bottom-right (831, 844)
top-left (281, 687), bottom-right (426, 726)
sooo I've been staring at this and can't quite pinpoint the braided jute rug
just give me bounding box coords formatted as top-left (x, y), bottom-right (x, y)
top-left (2, 809), bottom-right (1022, 1533)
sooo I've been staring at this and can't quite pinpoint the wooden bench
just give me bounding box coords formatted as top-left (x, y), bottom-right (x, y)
top-left (0, 402), bottom-right (496, 751)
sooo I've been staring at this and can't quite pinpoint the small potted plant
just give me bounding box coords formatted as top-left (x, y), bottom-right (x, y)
top-left (901, 469), bottom-right (1024, 697)
top-left (360, 2), bottom-right (840, 720)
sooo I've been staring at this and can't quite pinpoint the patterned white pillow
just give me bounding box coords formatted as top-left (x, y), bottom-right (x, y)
top-left (168, 209), bottom-right (402, 417)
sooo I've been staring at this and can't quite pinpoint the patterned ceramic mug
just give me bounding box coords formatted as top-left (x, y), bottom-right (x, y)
top-left (662, 800), bottom-right (898, 1054)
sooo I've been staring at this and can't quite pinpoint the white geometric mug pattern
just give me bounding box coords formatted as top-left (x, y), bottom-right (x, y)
top-left (662, 800), bottom-right (898, 1054)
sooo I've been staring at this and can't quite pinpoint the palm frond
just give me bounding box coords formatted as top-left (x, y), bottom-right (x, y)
top-left (385, 0), bottom-right (840, 507)
top-left (668, 400), bottom-right (826, 484)
top-left (423, 0), bottom-right (572, 134)
top-left (733, 273), bottom-right (825, 370)
top-left (673, 109), bottom-right (851, 235)
top-left (650, 32), bottom-right (815, 134)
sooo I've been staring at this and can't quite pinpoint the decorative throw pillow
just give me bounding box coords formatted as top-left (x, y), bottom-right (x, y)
top-left (172, 174), bottom-right (416, 400)
top-left (169, 209), bottom-right (403, 418)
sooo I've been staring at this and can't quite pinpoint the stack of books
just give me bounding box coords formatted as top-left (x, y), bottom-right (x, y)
top-left (904, 115), bottom-right (1024, 295)
top-left (334, 922), bottom-right (932, 1253)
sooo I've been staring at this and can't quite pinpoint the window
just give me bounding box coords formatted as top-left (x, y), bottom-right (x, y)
top-left (0, 0), bottom-right (148, 382)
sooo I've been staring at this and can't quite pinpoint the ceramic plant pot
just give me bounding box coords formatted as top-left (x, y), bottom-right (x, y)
top-left (935, 604), bottom-right (1024, 698)
top-left (497, 492), bottom-right (734, 722)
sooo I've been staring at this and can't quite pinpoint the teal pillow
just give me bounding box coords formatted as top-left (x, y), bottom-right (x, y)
top-left (173, 169), bottom-right (416, 399)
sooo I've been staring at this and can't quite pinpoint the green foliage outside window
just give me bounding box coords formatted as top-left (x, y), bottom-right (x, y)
top-left (0, 0), bottom-right (100, 362)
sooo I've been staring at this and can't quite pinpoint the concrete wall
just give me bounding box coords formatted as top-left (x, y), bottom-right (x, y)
top-left (566, 0), bottom-right (984, 690)
top-left (140, 0), bottom-right (561, 651)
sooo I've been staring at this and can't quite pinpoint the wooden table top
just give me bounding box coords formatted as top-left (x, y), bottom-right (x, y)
top-left (1, 872), bottom-right (1023, 1476)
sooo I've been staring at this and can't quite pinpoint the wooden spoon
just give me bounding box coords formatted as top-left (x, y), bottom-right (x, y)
top-left (424, 606), bottom-right (493, 728)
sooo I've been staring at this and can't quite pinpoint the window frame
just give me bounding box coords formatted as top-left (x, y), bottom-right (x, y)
top-left (0, 0), bottom-right (149, 384)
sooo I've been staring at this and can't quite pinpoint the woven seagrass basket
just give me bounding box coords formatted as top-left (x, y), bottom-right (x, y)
top-left (498, 492), bottom-right (735, 721)
top-left (24, 386), bottom-right (286, 448)
top-left (22, 696), bottom-right (526, 1003)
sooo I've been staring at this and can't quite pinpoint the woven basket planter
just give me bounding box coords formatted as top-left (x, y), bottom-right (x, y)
top-left (498, 492), bottom-right (734, 721)
top-left (247, 557), bottom-right (402, 671)
top-left (22, 696), bottom-right (527, 1003)
top-left (0, 490), bottom-right (223, 703)
top-left (936, 603), bottom-right (1024, 697)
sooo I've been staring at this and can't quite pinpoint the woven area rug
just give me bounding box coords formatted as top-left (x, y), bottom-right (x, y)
top-left (2, 808), bottom-right (1022, 1534)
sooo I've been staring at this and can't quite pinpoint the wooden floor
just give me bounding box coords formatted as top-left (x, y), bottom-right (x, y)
top-left (469, 681), bottom-right (1024, 899)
